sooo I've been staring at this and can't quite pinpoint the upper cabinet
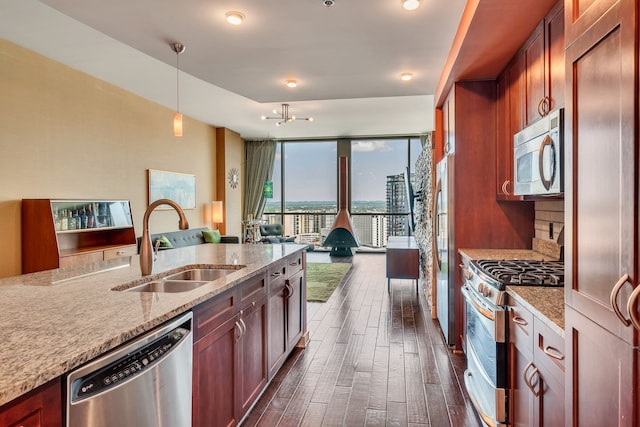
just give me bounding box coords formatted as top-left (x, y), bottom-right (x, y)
top-left (514, 1), bottom-right (565, 132)
top-left (496, 1), bottom-right (565, 200)
top-left (22, 199), bottom-right (137, 273)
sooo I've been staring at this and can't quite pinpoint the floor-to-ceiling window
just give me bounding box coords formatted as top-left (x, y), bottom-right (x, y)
top-left (262, 137), bottom-right (421, 250)
top-left (263, 141), bottom-right (337, 247)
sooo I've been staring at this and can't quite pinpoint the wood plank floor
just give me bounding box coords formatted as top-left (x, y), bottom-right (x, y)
top-left (242, 252), bottom-right (481, 427)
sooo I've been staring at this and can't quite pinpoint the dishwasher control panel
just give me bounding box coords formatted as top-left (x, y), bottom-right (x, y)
top-left (71, 326), bottom-right (189, 401)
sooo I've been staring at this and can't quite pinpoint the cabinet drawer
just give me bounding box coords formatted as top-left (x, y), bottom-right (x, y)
top-left (59, 251), bottom-right (103, 268)
top-left (240, 274), bottom-right (266, 308)
top-left (509, 297), bottom-right (534, 354)
top-left (286, 253), bottom-right (304, 276)
top-left (104, 244), bottom-right (137, 260)
top-left (193, 289), bottom-right (237, 342)
top-left (533, 317), bottom-right (565, 383)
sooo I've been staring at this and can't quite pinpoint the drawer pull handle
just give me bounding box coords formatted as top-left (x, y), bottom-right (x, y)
top-left (610, 274), bottom-right (632, 327)
top-left (271, 272), bottom-right (282, 277)
top-left (512, 315), bottom-right (528, 326)
top-left (626, 284), bottom-right (640, 332)
top-left (523, 361), bottom-right (540, 397)
top-left (542, 345), bottom-right (565, 361)
top-left (501, 180), bottom-right (511, 196)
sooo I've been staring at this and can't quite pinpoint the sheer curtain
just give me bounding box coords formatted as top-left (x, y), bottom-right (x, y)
top-left (244, 139), bottom-right (277, 220)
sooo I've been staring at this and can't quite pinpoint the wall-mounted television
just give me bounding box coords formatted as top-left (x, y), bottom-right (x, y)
top-left (405, 167), bottom-right (416, 233)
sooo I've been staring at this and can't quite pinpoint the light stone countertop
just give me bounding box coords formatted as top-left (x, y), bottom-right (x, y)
top-left (0, 243), bottom-right (307, 407)
top-left (458, 248), bottom-right (564, 334)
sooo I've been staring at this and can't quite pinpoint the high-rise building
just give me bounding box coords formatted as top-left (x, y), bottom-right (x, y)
top-left (386, 173), bottom-right (409, 237)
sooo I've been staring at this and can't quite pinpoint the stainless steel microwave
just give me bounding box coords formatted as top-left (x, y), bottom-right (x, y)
top-left (513, 108), bottom-right (564, 196)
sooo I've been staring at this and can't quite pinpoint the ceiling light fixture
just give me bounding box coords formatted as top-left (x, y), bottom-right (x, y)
top-left (261, 104), bottom-right (313, 127)
top-left (225, 11), bottom-right (245, 25)
top-left (286, 79), bottom-right (297, 88)
top-left (171, 42), bottom-right (186, 137)
top-left (401, 72), bottom-right (413, 81)
top-left (402, 0), bottom-right (420, 11)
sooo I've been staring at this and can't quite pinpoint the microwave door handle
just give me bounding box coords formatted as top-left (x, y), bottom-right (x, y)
top-left (538, 135), bottom-right (555, 190)
top-left (434, 180), bottom-right (442, 270)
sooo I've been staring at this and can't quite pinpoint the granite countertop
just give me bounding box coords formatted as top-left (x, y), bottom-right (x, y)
top-left (506, 286), bottom-right (564, 336)
top-left (458, 248), bottom-right (565, 335)
top-left (0, 243), bottom-right (306, 407)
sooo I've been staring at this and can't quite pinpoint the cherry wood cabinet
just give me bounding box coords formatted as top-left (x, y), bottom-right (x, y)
top-left (512, 1), bottom-right (565, 131)
top-left (21, 199), bottom-right (136, 273)
top-left (508, 296), bottom-right (564, 426)
top-left (193, 274), bottom-right (267, 427)
top-left (0, 379), bottom-right (61, 427)
top-left (564, 0), bottom-right (640, 424)
top-left (495, 1), bottom-right (564, 200)
top-left (267, 251), bottom-right (306, 378)
top-left (435, 80), bottom-right (534, 351)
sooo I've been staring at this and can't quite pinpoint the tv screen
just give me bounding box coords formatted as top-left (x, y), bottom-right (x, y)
top-left (405, 167), bottom-right (416, 233)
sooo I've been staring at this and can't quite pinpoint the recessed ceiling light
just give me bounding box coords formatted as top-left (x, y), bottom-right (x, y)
top-left (401, 72), bottom-right (413, 81)
top-left (225, 11), bottom-right (245, 25)
top-left (286, 80), bottom-right (298, 88)
top-left (402, 0), bottom-right (420, 11)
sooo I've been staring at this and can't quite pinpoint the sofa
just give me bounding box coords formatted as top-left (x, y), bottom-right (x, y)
top-left (137, 227), bottom-right (240, 252)
top-left (258, 223), bottom-right (313, 251)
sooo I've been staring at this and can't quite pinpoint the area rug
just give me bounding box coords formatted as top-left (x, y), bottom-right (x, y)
top-left (306, 262), bottom-right (352, 302)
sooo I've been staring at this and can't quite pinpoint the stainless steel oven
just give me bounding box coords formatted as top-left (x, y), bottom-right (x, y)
top-left (462, 259), bottom-right (564, 426)
top-left (513, 108), bottom-right (563, 196)
top-left (462, 280), bottom-right (507, 426)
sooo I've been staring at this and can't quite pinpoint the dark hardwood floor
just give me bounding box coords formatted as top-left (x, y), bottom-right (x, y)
top-left (242, 252), bottom-right (481, 427)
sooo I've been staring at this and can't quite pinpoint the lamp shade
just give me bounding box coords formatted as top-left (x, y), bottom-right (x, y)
top-left (174, 112), bottom-right (183, 137)
top-left (211, 201), bottom-right (224, 224)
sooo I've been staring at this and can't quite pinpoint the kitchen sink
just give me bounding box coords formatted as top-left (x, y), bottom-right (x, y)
top-left (163, 268), bottom-right (243, 281)
top-left (124, 280), bottom-right (209, 293)
top-left (116, 266), bottom-right (247, 293)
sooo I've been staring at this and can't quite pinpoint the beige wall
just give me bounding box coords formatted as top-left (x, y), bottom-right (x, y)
top-left (0, 38), bottom-right (238, 278)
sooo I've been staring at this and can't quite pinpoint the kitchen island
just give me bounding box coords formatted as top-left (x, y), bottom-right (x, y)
top-left (0, 242), bottom-right (308, 409)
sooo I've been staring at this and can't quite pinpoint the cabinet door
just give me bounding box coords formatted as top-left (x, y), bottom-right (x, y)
top-left (565, 306), bottom-right (637, 426)
top-left (193, 316), bottom-right (239, 427)
top-left (496, 69), bottom-right (515, 200)
top-left (267, 275), bottom-right (287, 378)
top-left (0, 379), bottom-right (61, 427)
top-left (286, 269), bottom-right (306, 351)
top-left (237, 298), bottom-right (267, 417)
top-left (509, 54), bottom-right (525, 134)
top-left (509, 343), bottom-right (534, 427)
top-left (545, 1), bottom-right (564, 111)
top-left (522, 21), bottom-right (546, 125)
top-left (535, 363), bottom-right (564, 427)
top-left (564, 0), bottom-right (637, 344)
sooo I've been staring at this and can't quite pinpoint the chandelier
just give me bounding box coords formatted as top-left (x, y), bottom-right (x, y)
top-left (261, 104), bottom-right (313, 127)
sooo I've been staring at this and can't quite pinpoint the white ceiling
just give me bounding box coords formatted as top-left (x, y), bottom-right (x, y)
top-left (0, 0), bottom-right (466, 140)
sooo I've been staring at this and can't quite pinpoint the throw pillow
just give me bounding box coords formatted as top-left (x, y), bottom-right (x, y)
top-left (203, 229), bottom-right (222, 244)
top-left (155, 235), bottom-right (173, 248)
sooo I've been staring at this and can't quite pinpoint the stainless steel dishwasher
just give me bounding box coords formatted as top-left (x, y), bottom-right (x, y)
top-left (66, 311), bottom-right (193, 427)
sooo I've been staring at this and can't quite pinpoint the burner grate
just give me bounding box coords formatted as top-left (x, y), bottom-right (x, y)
top-left (474, 259), bottom-right (564, 287)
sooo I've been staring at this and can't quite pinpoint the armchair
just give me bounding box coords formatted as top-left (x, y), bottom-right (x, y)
top-left (259, 223), bottom-right (296, 244)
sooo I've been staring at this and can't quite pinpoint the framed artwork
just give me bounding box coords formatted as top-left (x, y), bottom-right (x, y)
top-left (147, 169), bottom-right (196, 209)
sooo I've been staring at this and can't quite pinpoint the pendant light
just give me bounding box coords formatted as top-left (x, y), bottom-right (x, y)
top-left (171, 43), bottom-right (186, 137)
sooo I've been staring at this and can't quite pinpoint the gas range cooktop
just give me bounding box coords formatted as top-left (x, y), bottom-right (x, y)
top-left (471, 259), bottom-right (564, 289)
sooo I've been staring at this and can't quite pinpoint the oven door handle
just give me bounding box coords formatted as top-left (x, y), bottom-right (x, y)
top-left (463, 285), bottom-right (495, 322)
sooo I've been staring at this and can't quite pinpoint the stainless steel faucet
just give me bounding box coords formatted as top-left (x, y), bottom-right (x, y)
top-left (140, 198), bottom-right (189, 275)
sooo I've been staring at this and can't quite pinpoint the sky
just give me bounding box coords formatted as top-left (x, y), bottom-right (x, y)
top-left (269, 139), bottom-right (421, 202)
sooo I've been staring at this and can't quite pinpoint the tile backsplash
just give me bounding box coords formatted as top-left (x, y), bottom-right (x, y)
top-left (534, 200), bottom-right (564, 242)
